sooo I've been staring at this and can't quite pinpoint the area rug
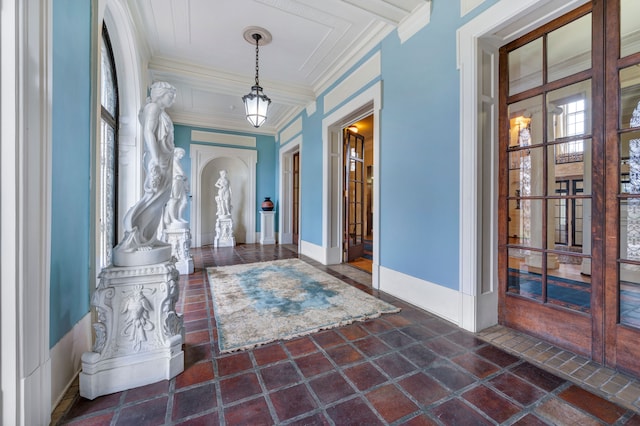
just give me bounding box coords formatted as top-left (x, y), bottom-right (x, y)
top-left (207, 258), bottom-right (400, 353)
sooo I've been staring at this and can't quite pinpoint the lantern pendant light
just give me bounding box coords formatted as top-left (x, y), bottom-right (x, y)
top-left (242, 29), bottom-right (271, 128)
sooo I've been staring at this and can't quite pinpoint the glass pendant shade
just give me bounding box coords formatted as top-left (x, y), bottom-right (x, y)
top-left (242, 85), bottom-right (271, 128)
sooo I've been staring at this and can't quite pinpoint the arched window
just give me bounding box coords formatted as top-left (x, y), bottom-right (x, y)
top-left (99, 23), bottom-right (119, 268)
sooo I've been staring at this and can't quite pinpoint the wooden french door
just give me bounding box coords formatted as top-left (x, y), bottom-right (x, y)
top-left (292, 151), bottom-right (300, 243)
top-left (500, 0), bottom-right (640, 375)
top-left (604, 0), bottom-right (640, 377)
top-left (344, 128), bottom-right (365, 262)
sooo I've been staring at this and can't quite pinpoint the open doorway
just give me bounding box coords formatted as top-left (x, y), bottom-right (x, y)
top-left (344, 115), bottom-right (374, 273)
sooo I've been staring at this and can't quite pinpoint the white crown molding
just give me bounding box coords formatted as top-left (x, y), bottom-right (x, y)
top-left (398, 1), bottom-right (432, 44)
top-left (171, 112), bottom-right (279, 136)
top-left (149, 57), bottom-right (315, 106)
top-left (312, 20), bottom-right (392, 96)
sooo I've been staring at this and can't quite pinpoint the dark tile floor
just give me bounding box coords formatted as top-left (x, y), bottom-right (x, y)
top-left (55, 244), bottom-right (640, 425)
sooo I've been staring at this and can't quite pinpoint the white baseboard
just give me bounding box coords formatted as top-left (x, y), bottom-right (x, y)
top-left (299, 240), bottom-right (327, 264)
top-left (50, 313), bottom-right (92, 410)
top-left (379, 266), bottom-right (460, 326)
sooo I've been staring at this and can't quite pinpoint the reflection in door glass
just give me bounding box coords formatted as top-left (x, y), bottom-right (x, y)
top-left (621, 0), bottom-right (640, 58)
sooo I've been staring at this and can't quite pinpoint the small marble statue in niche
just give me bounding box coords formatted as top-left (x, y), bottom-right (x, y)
top-left (215, 169), bottom-right (232, 217)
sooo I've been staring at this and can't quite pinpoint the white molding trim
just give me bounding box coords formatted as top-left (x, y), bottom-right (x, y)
top-left (397, 1), bottom-right (432, 44)
top-left (279, 118), bottom-right (303, 146)
top-left (279, 136), bottom-right (302, 245)
top-left (321, 81), bottom-right (382, 288)
top-left (324, 52), bottom-right (381, 114)
top-left (191, 130), bottom-right (256, 148)
top-left (190, 144), bottom-right (257, 247)
top-left (50, 314), bottom-right (91, 409)
top-left (1, 0), bottom-right (53, 424)
top-left (456, 0), bottom-right (589, 332)
top-left (380, 267), bottom-right (460, 325)
top-left (460, 0), bottom-right (485, 17)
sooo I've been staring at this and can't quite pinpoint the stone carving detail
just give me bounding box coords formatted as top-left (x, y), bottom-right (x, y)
top-left (214, 169), bottom-right (236, 247)
top-left (121, 285), bottom-right (155, 352)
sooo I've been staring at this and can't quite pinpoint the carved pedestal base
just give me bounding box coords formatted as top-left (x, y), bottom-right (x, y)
top-left (214, 216), bottom-right (236, 247)
top-left (163, 224), bottom-right (194, 275)
top-left (79, 260), bottom-right (184, 400)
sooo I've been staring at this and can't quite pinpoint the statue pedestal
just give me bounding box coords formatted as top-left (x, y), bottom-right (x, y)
top-left (79, 260), bottom-right (184, 400)
top-left (214, 216), bottom-right (235, 247)
top-left (163, 223), bottom-right (194, 275)
top-left (260, 211), bottom-right (276, 245)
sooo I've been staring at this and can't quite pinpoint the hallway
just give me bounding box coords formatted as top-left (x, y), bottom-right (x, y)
top-left (54, 245), bottom-right (639, 425)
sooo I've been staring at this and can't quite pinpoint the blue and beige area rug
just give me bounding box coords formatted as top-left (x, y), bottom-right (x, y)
top-left (207, 258), bottom-right (400, 353)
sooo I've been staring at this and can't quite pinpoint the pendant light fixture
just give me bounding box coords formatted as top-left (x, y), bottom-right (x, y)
top-left (242, 27), bottom-right (272, 128)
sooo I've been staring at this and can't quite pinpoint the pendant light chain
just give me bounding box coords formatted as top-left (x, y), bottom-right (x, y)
top-left (254, 35), bottom-right (261, 86)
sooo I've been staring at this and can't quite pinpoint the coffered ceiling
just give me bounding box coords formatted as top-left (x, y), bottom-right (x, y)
top-left (127, 0), bottom-right (429, 135)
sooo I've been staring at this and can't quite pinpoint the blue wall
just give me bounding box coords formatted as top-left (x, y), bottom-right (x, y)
top-left (173, 125), bottom-right (277, 231)
top-left (50, 0), bottom-right (92, 347)
top-left (295, 0), bottom-right (498, 290)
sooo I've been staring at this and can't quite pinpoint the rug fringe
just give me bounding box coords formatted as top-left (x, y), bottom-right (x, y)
top-left (219, 308), bottom-right (401, 354)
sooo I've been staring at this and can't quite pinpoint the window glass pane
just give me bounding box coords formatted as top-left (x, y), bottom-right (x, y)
top-left (620, 65), bottom-right (640, 130)
top-left (548, 139), bottom-right (591, 195)
top-left (620, 265), bottom-right (640, 328)
top-left (547, 14), bottom-right (592, 82)
top-left (508, 96), bottom-right (543, 148)
top-left (546, 254), bottom-right (591, 313)
top-left (509, 38), bottom-right (543, 96)
top-left (547, 79), bottom-right (592, 142)
top-left (101, 37), bottom-right (117, 117)
top-left (621, 131), bottom-right (640, 194)
top-left (509, 146), bottom-right (544, 197)
top-left (509, 199), bottom-right (544, 249)
top-left (621, 0), bottom-right (640, 58)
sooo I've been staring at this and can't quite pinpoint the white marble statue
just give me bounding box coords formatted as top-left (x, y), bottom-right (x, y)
top-left (215, 169), bottom-right (232, 217)
top-left (164, 147), bottom-right (189, 227)
top-left (113, 82), bottom-right (176, 266)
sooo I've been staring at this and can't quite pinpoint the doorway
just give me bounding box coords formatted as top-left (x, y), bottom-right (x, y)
top-left (343, 116), bottom-right (374, 273)
top-left (499, 0), bottom-right (640, 377)
top-left (292, 151), bottom-right (300, 244)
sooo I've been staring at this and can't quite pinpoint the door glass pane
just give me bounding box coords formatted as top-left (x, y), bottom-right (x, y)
top-left (510, 199), bottom-right (544, 249)
top-left (620, 65), bottom-right (640, 130)
top-left (620, 263), bottom-right (640, 328)
top-left (546, 254), bottom-right (591, 313)
top-left (508, 96), bottom-right (543, 147)
top-left (621, 0), bottom-right (640, 58)
top-left (619, 199), bottom-right (640, 262)
top-left (507, 248), bottom-right (541, 301)
top-left (621, 131), bottom-right (640, 194)
top-left (509, 147), bottom-right (544, 197)
top-left (547, 80), bottom-right (592, 142)
top-left (547, 13), bottom-right (592, 82)
top-left (548, 191), bottom-right (590, 255)
top-left (548, 139), bottom-right (591, 195)
top-left (509, 38), bottom-right (543, 96)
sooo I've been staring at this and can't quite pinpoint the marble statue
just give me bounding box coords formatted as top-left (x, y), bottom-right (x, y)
top-left (214, 169), bottom-right (236, 247)
top-left (164, 147), bottom-right (189, 227)
top-left (113, 81), bottom-right (176, 266)
top-left (215, 169), bottom-right (232, 217)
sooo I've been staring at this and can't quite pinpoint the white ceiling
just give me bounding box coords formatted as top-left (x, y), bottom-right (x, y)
top-left (127, 0), bottom-right (428, 135)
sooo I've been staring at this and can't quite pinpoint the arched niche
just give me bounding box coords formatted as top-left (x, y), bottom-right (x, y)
top-left (190, 145), bottom-right (257, 247)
